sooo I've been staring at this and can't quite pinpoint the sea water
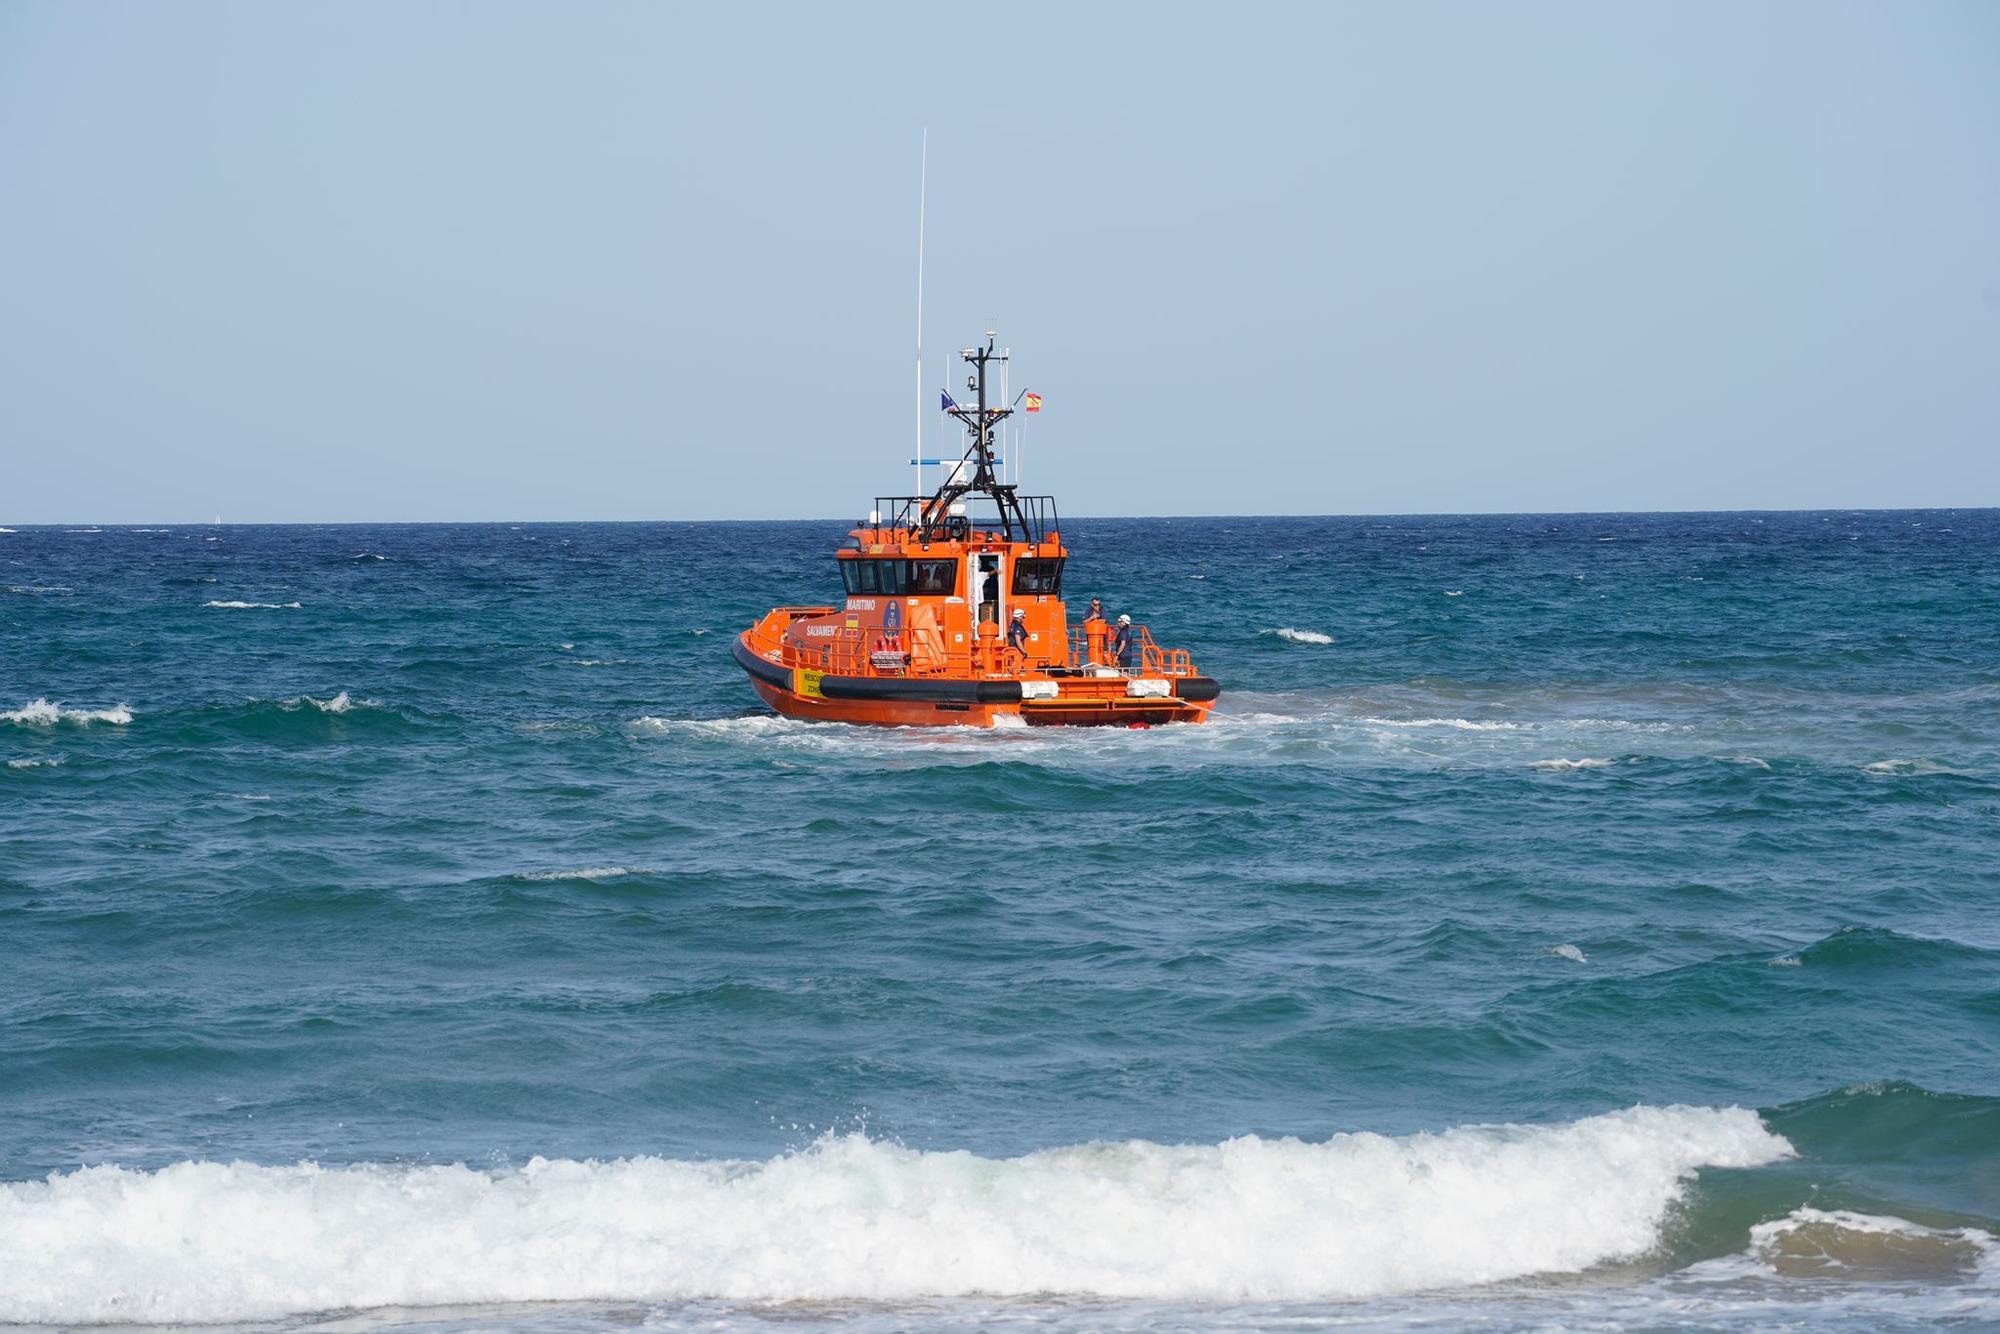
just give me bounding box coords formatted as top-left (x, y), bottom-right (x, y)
top-left (1, 512), bottom-right (1995, 1330)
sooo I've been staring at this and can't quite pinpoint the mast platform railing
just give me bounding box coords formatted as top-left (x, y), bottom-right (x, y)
top-left (866, 494), bottom-right (1060, 545)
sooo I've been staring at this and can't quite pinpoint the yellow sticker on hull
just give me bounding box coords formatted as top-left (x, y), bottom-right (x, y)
top-left (795, 667), bottom-right (825, 699)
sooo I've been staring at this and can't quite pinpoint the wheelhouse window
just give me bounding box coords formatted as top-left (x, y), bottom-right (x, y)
top-left (839, 558), bottom-right (912, 596)
top-left (1012, 557), bottom-right (1065, 595)
top-left (908, 559), bottom-right (958, 595)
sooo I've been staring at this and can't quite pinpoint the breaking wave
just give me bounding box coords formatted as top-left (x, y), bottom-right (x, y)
top-left (0, 1105), bottom-right (1788, 1324)
top-left (2, 699), bottom-right (132, 726)
top-left (514, 866), bottom-right (656, 881)
top-left (1263, 626), bottom-right (1333, 645)
top-left (204, 599), bottom-right (302, 609)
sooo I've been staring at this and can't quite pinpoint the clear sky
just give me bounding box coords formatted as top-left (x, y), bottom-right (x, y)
top-left (2, 1), bottom-right (1996, 523)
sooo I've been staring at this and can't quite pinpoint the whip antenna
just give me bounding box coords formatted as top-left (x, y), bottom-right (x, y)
top-left (914, 128), bottom-right (927, 499)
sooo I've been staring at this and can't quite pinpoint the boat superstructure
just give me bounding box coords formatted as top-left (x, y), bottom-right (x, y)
top-left (734, 335), bottom-right (1219, 726)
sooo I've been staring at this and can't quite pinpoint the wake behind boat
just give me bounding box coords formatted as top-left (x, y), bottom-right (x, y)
top-left (734, 335), bottom-right (1220, 726)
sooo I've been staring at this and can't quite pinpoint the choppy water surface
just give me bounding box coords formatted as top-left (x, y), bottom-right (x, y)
top-left (3, 511), bottom-right (1997, 1330)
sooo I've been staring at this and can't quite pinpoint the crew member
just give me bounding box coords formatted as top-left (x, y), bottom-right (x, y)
top-left (1083, 597), bottom-right (1108, 665)
top-left (1111, 613), bottom-right (1134, 671)
top-left (1007, 607), bottom-right (1030, 659)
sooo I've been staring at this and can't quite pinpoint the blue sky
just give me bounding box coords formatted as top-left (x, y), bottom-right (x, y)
top-left (2, 1), bottom-right (1996, 522)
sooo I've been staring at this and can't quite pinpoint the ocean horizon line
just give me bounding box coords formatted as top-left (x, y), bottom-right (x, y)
top-left (5, 504), bottom-right (1995, 528)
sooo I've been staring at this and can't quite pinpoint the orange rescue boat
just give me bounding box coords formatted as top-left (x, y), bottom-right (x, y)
top-left (735, 335), bottom-right (1220, 727)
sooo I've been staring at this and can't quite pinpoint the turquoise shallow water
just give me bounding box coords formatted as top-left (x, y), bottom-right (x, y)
top-left (2, 511), bottom-right (1997, 1328)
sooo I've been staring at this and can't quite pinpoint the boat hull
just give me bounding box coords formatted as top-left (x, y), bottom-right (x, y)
top-left (736, 635), bottom-right (1217, 728)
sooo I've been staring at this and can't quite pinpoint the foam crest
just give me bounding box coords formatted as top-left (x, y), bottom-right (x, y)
top-left (1862, 758), bottom-right (1964, 776)
top-left (1263, 627), bottom-right (1333, 645)
top-left (0, 1107), bottom-right (1789, 1324)
top-left (204, 599), bottom-right (302, 609)
top-left (515, 866), bottom-right (655, 881)
top-left (2, 699), bottom-right (132, 726)
top-left (1530, 757), bottom-right (1617, 771)
top-left (280, 691), bottom-right (367, 714)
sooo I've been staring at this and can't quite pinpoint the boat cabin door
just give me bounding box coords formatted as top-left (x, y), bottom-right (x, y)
top-left (975, 552), bottom-right (1002, 625)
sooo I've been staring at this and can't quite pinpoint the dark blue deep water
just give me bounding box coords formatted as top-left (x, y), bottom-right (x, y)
top-left (2, 511), bottom-right (1997, 1329)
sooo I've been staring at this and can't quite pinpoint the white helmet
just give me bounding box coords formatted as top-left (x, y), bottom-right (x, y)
top-left (1117, 614), bottom-right (1131, 624)
top-left (1012, 608), bottom-right (1025, 618)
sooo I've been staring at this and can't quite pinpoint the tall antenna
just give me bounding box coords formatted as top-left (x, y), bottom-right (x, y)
top-left (914, 128), bottom-right (927, 499)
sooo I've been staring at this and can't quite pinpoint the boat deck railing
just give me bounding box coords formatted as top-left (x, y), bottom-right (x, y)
top-left (758, 611), bottom-right (1194, 682)
top-left (1064, 625), bottom-right (1196, 678)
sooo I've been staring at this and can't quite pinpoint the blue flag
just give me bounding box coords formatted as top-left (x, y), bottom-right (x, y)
top-left (941, 389), bottom-right (960, 413)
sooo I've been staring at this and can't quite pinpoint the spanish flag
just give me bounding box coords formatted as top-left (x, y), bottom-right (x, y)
top-left (1024, 391), bottom-right (1042, 413)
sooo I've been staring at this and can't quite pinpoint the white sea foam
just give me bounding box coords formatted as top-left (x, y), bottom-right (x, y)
top-left (6, 584), bottom-right (73, 595)
top-left (260, 691), bottom-right (372, 714)
top-left (0, 526), bottom-right (15, 533)
top-left (5, 756), bottom-right (64, 769)
top-left (1862, 758), bottom-right (1962, 776)
top-left (629, 714), bottom-right (1023, 751)
top-left (1552, 943), bottom-right (1589, 963)
top-left (1444, 589), bottom-right (1463, 597)
top-left (1263, 627), bottom-right (1333, 645)
top-left (204, 599), bottom-right (301, 609)
top-left (0, 1107), bottom-right (1790, 1324)
top-left (2, 699), bottom-right (132, 726)
top-left (1360, 717), bottom-right (1518, 732)
top-left (1530, 758), bottom-right (1616, 771)
top-left (516, 867), bottom-right (655, 881)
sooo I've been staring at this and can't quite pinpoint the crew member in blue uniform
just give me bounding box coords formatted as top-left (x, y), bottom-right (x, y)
top-left (1110, 614), bottom-right (1134, 671)
top-left (1007, 607), bottom-right (1030, 658)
